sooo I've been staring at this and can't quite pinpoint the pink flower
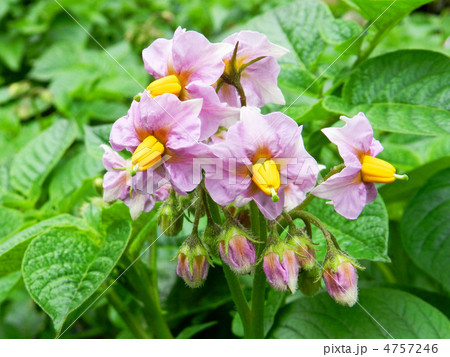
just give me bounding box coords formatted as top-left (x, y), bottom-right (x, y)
top-left (109, 93), bottom-right (209, 196)
top-left (218, 31), bottom-right (289, 107)
top-left (204, 107), bottom-right (319, 220)
top-left (101, 145), bottom-right (169, 220)
top-left (312, 113), bottom-right (405, 220)
top-left (142, 27), bottom-right (238, 140)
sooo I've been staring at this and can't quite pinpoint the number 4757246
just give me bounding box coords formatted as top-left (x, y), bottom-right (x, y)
top-left (383, 344), bottom-right (438, 354)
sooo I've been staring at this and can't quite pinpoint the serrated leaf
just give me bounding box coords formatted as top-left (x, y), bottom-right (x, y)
top-left (10, 119), bottom-right (78, 199)
top-left (23, 221), bottom-right (131, 332)
top-left (0, 214), bottom-right (90, 278)
top-left (49, 147), bottom-right (103, 204)
top-left (401, 168), bottom-right (450, 292)
top-left (269, 288), bottom-right (450, 338)
top-left (306, 196), bottom-right (389, 262)
top-left (0, 206), bottom-right (24, 239)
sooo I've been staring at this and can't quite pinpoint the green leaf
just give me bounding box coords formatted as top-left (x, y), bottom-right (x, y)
top-left (344, 0), bottom-right (434, 31)
top-left (0, 214), bottom-right (90, 278)
top-left (22, 221), bottom-right (131, 332)
top-left (0, 271), bottom-right (21, 304)
top-left (324, 50), bottom-right (450, 135)
top-left (306, 196), bottom-right (389, 262)
top-left (380, 157), bottom-right (450, 206)
top-left (49, 147), bottom-right (103, 204)
top-left (343, 50), bottom-right (449, 110)
top-left (10, 119), bottom-right (78, 200)
top-left (0, 35), bottom-right (25, 71)
top-left (176, 321), bottom-right (217, 339)
top-left (401, 168), bottom-right (450, 292)
top-left (319, 18), bottom-right (362, 45)
top-left (84, 124), bottom-right (112, 159)
top-left (377, 142), bottom-right (422, 172)
top-left (0, 206), bottom-right (24, 239)
top-left (243, 0), bottom-right (333, 72)
top-left (269, 288), bottom-right (450, 338)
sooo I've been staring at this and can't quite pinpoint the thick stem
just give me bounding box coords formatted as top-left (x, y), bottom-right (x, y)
top-left (250, 203), bottom-right (267, 339)
top-left (222, 266), bottom-right (252, 338)
top-left (107, 289), bottom-right (150, 339)
top-left (128, 265), bottom-right (173, 338)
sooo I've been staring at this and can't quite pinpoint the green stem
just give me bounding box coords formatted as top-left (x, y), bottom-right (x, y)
top-left (107, 289), bottom-right (150, 339)
top-left (128, 265), bottom-right (173, 338)
top-left (222, 266), bottom-right (252, 338)
top-left (249, 203), bottom-right (267, 339)
top-left (289, 210), bottom-right (334, 249)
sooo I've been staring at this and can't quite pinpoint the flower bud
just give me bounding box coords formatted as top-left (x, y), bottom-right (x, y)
top-left (298, 265), bottom-right (322, 297)
top-left (219, 226), bottom-right (256, 275)
top-left (287, 229), bottom-right (316, 271)
top-left (322, 253), bottom-right (358, 307)
top-left (176, 235), bottom-right (210, 288)
top-left (263, 240), bottom-right (299, 294)
top-left (157, 193), bottom-right (183, 237)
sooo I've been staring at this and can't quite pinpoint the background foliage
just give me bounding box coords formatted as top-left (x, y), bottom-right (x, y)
top-left (0, 0), bottom-right (449, 338)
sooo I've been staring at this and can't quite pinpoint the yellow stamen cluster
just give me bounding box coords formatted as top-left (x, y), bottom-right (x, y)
top-left (252, 159), bottom-right (281, 202)
top-left (147, 75), bottom-right (182, 98)
top-left (132, 135), bottom-right (164, 171)
top-left (361, 155), bottom-right (407, 183)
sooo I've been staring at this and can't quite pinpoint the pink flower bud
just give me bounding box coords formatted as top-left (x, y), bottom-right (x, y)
top-left (176, 235), bottom-right (210, 288)
top-left (263, 249), bottom-right (299, 294)
top-left (287, 232), bottom-right (316, 271)
top-left (176, 253), bottom-right (209, 288)
top-left (323, 261), bottom-right (358, 307)
top-left (219, 234), bottom-right (256, 274)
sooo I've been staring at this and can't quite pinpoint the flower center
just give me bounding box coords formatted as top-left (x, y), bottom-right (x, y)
top-left (251, 159), bottom-right (280, 202)
top-left (132, 135), bottom-right (164, 171)
top-left (361, 155), bottom-right (407, 183)
top-left (147, 75), bottom-right (182, 98)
